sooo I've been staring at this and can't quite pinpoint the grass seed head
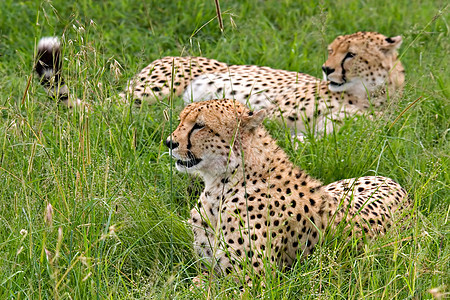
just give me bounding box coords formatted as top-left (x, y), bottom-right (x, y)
top-left (45, 202), bottom-right (53, 227)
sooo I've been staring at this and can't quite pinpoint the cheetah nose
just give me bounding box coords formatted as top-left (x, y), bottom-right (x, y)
top-left (322, 66), bottom-right (335, 76)
top-left (165, 139), bottom-right (179, 150)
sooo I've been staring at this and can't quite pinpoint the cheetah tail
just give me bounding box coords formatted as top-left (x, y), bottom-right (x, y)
top-left (35, 37), bottom-right (70, 105)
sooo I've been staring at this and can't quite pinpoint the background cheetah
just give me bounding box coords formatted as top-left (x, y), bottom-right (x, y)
top-left (35, 32), bottom-right (404, 136)
top-left (166, 99), bottom-right (409, 284)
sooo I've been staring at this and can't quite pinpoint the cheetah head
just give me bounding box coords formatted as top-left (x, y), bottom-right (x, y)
top-left (322, 32), bottom-right (404, 95)
top-left (166, 99), bottom-right (265, 178)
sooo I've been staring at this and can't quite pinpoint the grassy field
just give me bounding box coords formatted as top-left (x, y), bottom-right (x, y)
top-left (0, 0), bottom-right (448, 298)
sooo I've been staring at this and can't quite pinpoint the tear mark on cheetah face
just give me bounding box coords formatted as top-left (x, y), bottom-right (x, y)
top-left (322, 31), bottom-right (404, 95)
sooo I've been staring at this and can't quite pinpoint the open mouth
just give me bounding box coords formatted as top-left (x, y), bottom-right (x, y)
top-left (176, 157), bottom-right (202, 168)
top-left (329, 81), bottom-right (346, 87)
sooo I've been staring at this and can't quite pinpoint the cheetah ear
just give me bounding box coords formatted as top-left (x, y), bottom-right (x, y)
top-left (380, 36), bottom-right (402, 54)
top-left (242, 109), bottom-right (266, 130)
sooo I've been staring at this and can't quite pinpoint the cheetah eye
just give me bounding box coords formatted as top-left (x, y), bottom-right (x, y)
top-left (192, 123), bottom-right (205, 131)
top-left (344, 52), bottom-right (356, 59)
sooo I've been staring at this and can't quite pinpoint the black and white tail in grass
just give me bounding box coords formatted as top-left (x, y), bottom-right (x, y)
top-left (35, 37), bottom-right (82, 108)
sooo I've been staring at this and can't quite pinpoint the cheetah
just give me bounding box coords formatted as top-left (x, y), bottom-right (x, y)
top-left (35, 32), bottom-right (404, 136)
top-left (166, 99), bottom-right (409, 284)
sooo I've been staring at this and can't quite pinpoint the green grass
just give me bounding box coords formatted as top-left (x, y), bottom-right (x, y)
top-left (0, 0), bottom-right (448, 298)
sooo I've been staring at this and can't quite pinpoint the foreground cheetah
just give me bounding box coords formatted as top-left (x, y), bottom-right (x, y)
top-left (166, 99), bottom-right (409, 284)
top-left (35, 32), bottom-right (404, 136)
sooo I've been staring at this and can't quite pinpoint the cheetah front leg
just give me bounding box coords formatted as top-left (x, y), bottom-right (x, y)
top-left (190, 207), bottom-right (269, 287)
top-left (190, 205), bottom-right (239, 278)
top-left (315, 103), bottom-right (373, 137)
top-left (189, 208), bottom-right (239, 291)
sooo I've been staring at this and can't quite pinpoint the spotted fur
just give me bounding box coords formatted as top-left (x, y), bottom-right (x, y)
top-left (34, 32), bottom-right (404, 136)
top-left (166, 99), bottom-right (409, 283)
top-left (129, 31), bottom-right (404, 136)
